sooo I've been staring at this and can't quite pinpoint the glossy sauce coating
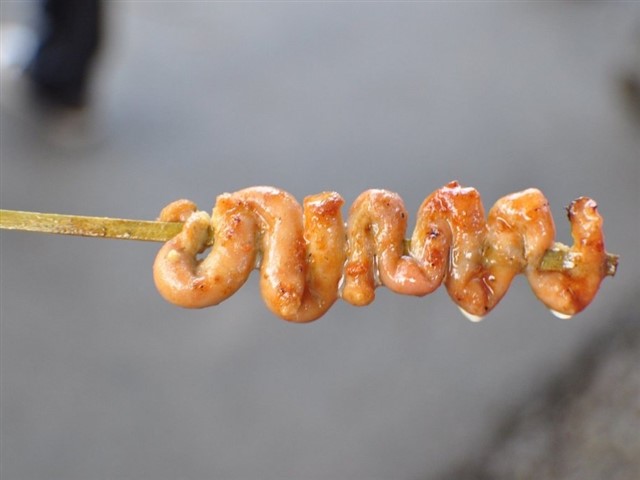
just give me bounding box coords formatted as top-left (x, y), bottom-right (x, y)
top-left (153, 182), bottom-right (608, 322)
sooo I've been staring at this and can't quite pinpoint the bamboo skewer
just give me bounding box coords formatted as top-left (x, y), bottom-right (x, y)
top-left (0, 209), bottom-right (188, 244)
top-left (0, 208), bottom-right (619, 276)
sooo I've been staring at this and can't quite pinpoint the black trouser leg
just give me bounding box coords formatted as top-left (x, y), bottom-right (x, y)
top-left (28, 0), bottom-right (102, 108)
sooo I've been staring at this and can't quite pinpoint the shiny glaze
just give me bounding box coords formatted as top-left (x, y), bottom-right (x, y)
top-left (153, 182), bottom-right (608, 321)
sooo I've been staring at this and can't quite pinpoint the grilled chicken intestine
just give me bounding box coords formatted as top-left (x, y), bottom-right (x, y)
top-left (153, 182), bottom-right (608, 322)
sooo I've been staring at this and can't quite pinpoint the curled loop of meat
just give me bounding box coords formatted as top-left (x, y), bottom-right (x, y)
top-left (153, 182), bottom-right (609, 322)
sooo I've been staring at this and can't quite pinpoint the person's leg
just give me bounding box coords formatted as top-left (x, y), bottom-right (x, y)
top-left (28, 0), bottom-right (102, 108)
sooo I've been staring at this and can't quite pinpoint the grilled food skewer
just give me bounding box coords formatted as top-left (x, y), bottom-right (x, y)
top-left (1, 182), bottom-right (619, 322)
top-left (0, 209), bottom-right (618, 276)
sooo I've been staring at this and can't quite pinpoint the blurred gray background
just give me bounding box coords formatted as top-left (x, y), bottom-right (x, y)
top-left (1, 2), bottom-right (639, 479)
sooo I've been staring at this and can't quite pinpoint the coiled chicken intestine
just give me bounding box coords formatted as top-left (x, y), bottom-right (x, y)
top-left (153, 181), bottom-right (608, 323)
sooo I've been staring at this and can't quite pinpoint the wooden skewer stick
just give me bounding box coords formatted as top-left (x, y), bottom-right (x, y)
top-left (0, 209), bottom-right (188, 244)
top-left (0, 208), bottom-right (619, 276)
